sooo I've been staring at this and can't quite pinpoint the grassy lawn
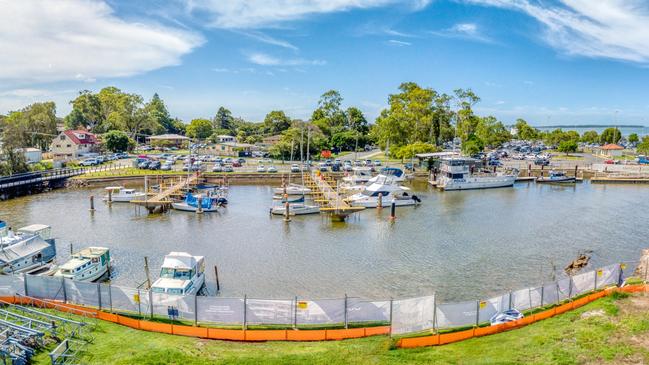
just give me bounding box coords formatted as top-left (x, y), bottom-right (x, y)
top-left (73, 167), bottom-right (185, 179)
top-left (32, 292), bottom-right (649, 364)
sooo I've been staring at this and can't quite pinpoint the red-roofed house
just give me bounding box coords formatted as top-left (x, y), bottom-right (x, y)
top-left (599, 143), bottom-right (625, 157)
top-left (50, 130), bottom-right (99, 161)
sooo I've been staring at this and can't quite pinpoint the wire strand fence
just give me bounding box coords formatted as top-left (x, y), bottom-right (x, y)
top-left (0, 260), bottom-right (645, 336)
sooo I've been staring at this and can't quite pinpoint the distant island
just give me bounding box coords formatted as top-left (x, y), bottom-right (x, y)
top-left (536, 124), bottom-right (646, 128)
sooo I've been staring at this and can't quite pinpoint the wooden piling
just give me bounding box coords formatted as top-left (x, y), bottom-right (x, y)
top-left (214, 265), bottom-right (220, 292)
top-left (89, 195), bottom-right (95, 211)
top-left (389, 199), bottom-right (396, 220)
top-left (197, 196), bottom-right (204, 214)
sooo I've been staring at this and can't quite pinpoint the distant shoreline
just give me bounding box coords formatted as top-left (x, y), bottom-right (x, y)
top-left (535, 124), bottom-right (646, 129)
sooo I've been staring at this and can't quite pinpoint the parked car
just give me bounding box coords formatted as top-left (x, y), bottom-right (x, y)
top-left (331, 163), bottom-right (341, 172)
top-left (223, 165), bottom-right (233, 172)
top-left (137, 161), bottom-right (150, 169)
top-left (374, 160), bottom-right (382, 166)
top-left (160, 163), bottom-right (172, 171)
top-left (267, 166), bottom-right (278, 173)
top-left (257, 165), bottom-right (266, 173)
top-left (212, 164), bottom-right (222, 172)
top-left (291, 164), bottom-right (300, 173)
top-left (148, 161), bottom-right (161, 170)
top-left (224, 157), bottom-right (233, 164)
top-left (80, 158), bottom-right (99, 166)
top-left (237, 158), bottom-right (246, 164)
top-left (534, 158), bottom-right (550, 166)
top-left (318, 163), bottom-right (328, 172)
top-left (232, 161), bottom-right (242, 167)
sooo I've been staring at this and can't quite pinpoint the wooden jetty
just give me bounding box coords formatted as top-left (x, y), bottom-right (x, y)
top-left (131, 173), bottom-right (201, 212)
top-left (304, 171), bottom-right (364, 220)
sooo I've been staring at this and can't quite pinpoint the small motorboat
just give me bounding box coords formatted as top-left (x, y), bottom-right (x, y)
top-left (537, 171), bottom-right (576, 183)
top-left (270, 203), bottom-right (320, 216)
top-left (172, 193), bottom-right (223, 212)
top-left (346, 176), bottom-right (421, 208)
top-left (54, 247), bottom-right (111, 282)
top-left (103, 186), bottom-right (145, 202)
top-left (490, 309), bottom-right (524, 325)
top-left (151, 252), bottom-right (205, 295)
top-left (272, 195), bottom-right (305, 203)
top-left (272, 183), bottom-right (311, 195)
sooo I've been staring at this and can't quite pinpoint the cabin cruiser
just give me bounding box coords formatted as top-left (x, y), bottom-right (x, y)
top-left (0, 222), bottom-right (57, 275)
top-left (346, 176), bottom-right (421, 208)
top-left (368, 167), bottom-right (407, 183)
top-left (270, 203), bottom-right (320, 215)
top-left (272, 183), bottom-right (311, 195)
top-left (151, 252), bottom-right (205, 295)
top-left (54, 247), bottom-right (111, 282)
top-left (342, 167), bottom-right (373, 185)
top-left (537, 170), bottom-right (576, 183)
top-left (103, 186), bottom-right (145, 202)
top-left (435, 158), bottom-right (517, 191)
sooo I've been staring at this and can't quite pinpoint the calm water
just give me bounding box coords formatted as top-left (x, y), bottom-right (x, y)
top-left (0, 181), bottom-right (647, 302)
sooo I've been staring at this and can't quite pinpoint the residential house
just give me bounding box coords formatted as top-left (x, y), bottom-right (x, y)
top-left (599, 143), bottom-right (625, 157)
top-left (50, 130), bottom-right (99, 161)
top-left (216, 135), bottom-right (236, 143)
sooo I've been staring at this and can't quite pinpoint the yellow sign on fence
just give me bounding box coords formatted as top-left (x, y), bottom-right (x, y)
top-left (479, 301), bottom-right (487, 309)
top-left (597, 269), bottom-right (603, 277)
top-left (134, 294), bottom-right (140, 303)
top-left (297, 301), bottom-right (308, 309)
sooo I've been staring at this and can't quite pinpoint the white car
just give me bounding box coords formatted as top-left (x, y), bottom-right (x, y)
top-left (212, 164), bottom-right (223, 172)
top-left (80, 158), bottom-right (99, 166)
top-left (160, 163), bottom-right (173, 171)
top-left (290, 164), bottom-right (300, 173)
top-left (267, 166), bottom-right (278, 173)
top-left (257, 165), bottom-right (266, 173)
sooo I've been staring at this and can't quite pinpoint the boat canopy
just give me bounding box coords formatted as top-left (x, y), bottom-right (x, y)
top-left (104, 186), bottom-right (124, 191)
top-left (162, 252), bottom-right (203, 270)
top-left (185, 193), bottom-right (213, 209)
top-left (0, 236), bottom-right (51, 263)
top-left (380, 167), bottom-right (404, 177)
top-left (17, 224), bottom-right (51, 239)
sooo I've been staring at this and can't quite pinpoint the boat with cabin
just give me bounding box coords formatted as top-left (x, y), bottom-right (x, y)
top-left (150, 252), bottom-right (205, 295)
top-left (54, 247), bottom-right (111, 282)
top-left (435, 158), bottom-right (517, 191)
top-left (536, 170), bottom-right (576, 183)
top-left (0, 222), bottom-right (57, 275)
top-left (346, 176), bottom-right (421, 208)
top-left (103, 186), bottom-right (145, 202)
top-left (270, 203), bottom-right (320, 215)
top-left (368, 167), bottom-right (407, 183)
top-left (342, 167), bottom-right (373, 185)
top-left (272, 183), bottom-right (311, 196)
top-left (172, 192), bottom-right (223, 212)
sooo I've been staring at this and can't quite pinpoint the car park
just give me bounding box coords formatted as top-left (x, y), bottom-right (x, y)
top-left (148, 161), bottom-right (161, 170)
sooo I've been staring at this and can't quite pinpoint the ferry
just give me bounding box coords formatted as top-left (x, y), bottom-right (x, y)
top-left (346, 176), bottom-right (421, 208)
top-left (103, 186), bottom-right (145, 202)
top-left (0, 222), bottom-right (57, 275)
top-left (435, 158), bottom-right (517, 191)
top-left (54, 247), bottom-right (111, 282)
top-left (150, 252), bottom-right (205, 295)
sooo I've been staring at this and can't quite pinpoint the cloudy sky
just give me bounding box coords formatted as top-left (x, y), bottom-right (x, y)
top-left (2, 0), bottom-right (649, 125)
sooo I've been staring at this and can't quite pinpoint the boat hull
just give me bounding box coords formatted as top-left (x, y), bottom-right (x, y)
top-left (537, 177), bottom-right (576, 183)
top-left (172, 202), bottom-right (220, 212)
top-left (103, 194), bottom-right (145, 202)
top-left (349, 198), bottom-right (419, 208)
top-left (270, 205), bottom-right (320, 215)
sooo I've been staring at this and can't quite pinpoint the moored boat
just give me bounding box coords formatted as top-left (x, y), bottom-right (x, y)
top-left (0, 222), bottom-right (57, 275)
top-left (537, 171), bottom-right (576, 183)
top-left (436, 158), bottom-right (517, 191)
top-left (54, 247), bottom-right (111, 282)
top-left (151, 252), bottom-right (205, 295)
top-left (346, 176), bottom-right (421, 208)
top-left (172, 193), bottom-right (223, 212)
top-left (272, 183), bottom-right (311, 195)
top-left (270, 203), bottom-right (320, 215)
top-left (103, 186), bottom-right (145, 202)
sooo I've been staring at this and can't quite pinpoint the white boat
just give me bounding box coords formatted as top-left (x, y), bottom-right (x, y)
top-left (0, 222), bottom-right (57, 275)
top-left (368, 167), bottom-right (407, 183)
top-left (272, 183), bottom-right (311, 195)
top-left (270, 203), bottom-right (320, 215)
top-left (54, 247), bottom-right (111, 282)
top-left (172, 193), bottom-right (222, 212)
top-left (436, 158), bottom-right (517, 191)
top-left (346, 176), bottom-right (421, 208)
top-left (151, 252), bottom-right (205, 295)
top-left (342, 167), bottom-right (373, 185)
top-left (537, 171), bottom-right (576, 183)
top-left (103, 186), bottom-right (145, 202)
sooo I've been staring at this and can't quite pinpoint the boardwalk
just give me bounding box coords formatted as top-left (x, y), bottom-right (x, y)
top-left (304, 171), bottom-right (364, 220)
top-left (131, 173), bottom-right (200, 211)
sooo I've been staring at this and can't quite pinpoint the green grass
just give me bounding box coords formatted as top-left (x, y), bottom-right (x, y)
top-left (74, 168), bottom-right (184, 179)
top-left (30, 293), bottom-right (649, 364)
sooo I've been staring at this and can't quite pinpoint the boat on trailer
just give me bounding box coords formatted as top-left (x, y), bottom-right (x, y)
top-left (151, 252), bottom-right (205, 295)
top-left (54, 247), bottom-right (111, 282)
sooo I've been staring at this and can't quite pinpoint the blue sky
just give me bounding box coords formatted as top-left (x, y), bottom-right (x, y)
top-left (2, 0), bottom-right (649, 126)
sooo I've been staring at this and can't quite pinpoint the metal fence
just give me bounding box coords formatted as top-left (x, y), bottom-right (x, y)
top-left (0, 261), bottom-right (644, 336)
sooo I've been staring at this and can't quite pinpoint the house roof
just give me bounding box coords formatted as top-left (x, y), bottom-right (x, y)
top-left (147, 134), bottom-right (189, 141)
top-left (64, 130), bottom-right (98, 145)
top-left (601, 143), bottom-right (624, 150)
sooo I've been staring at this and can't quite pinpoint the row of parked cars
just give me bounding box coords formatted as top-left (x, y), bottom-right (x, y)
top-left (79, 152), bottom-right (129, 166)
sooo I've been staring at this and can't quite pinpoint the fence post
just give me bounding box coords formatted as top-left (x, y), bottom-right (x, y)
top-left (97, 283), bottom-right (102, 310)
top-left (388, 297), bottom-right (393, 337)
top-left (555, 282), bottom-right (560, 305)
top-left (242, 295), bottom-right (247, 331)
top-left (528, 287), bottom-right (532, 309)
top-left (432, 293), bottom-right (437, 334)
top-left (344, 294), bottom-right (348, 329)
top-left (194, 293), bottom-right (198, 326)
top-left (61, 277), bottom-right (67, 303)
top-left (540, 284), bottom-right (545, 306)
top-left (617, 263), bottom-right (624, 287)
top-left (137, 289), bottom-right (142, 317)
top-left (148, 290), bottom-right (153, 319)
top-left (108, 283), bottom-right (113, 313)
top-left (475, 300), bottom-right (480, 327)
top-left (594, 269), bottom-right (598, 291)
top-left (23, 273), bottom-right (28, 297)
top-left (645, 258), bottom-right (649, 284)
top-left (508, 290), bottom-right (512, 310)
top-left (293, 296), bottom-right (298, 330)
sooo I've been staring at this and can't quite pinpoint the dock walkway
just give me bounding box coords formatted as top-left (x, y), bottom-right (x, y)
top-left (131, 174), bottom-right (200, 211)
top-left (304, 171), bottom-right (364, 219)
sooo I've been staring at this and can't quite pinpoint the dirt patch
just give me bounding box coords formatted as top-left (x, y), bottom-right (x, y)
top-left (619, 295), bottom-right (649, 317)
top-left (581, 309), bottom-right (606, 319)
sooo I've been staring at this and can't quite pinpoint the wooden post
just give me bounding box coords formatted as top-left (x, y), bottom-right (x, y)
top-left (475, 300), bottom-right (480, 327)
top-left (89, 195), bottom-right (95, 211)
top-left (377, 193), bottom-right (383, 209)
top-left (528, 164), bottom-right (531, 177)
top-left (389, 198), bottom-right (396, 221)
top-left (214, 265), bottom-right (220, 292)
top-left (574, 165), bottom-right (578, 178)
top-left (284, 193), bottom-right (290, 222)
top-left (144, 256), bottom-right (151, 289)
top-left (69, 243), bottom-right (73, 256)
top-left (197, 196), bottom-right (203, 214)
top-left (107, 189), bottom-right (112, 204)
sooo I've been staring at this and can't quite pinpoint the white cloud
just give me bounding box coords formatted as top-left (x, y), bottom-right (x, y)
top-left (430, 22), bottom-right (494, 43)
top-left (247, 52), bottom-right (326, 66)
top-left (186, 0), bottom-right (431, 28)
top-left (465, 0), bottom-right (649, 63)
top-left (387, 39), bottom-right (412, 46)
top-left (234, 30), bottom-right (299, 50)
top-left (0, 0), bottom-right (203, 83)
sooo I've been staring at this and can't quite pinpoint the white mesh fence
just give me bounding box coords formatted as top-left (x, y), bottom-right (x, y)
top-left (245, 298), bottom-right (294, 325)
top-left (295, 298), bottom-right (345, 325)
top-left (391, 295), bottom-right (435, 335)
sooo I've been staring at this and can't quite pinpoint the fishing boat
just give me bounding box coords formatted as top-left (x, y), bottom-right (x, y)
top-left (270, 203), bottom-right (320, 215)
top-left (172, 193), bottom-right (222, 212)
top-left (537, 171), bottom-right (576, 183)
top-left (0, 222), bottom-right (57, 275)
top-left (103, 186), bottom-right (145, 202)
top-left (346, 176), bottom-right (421, 208)
top-left (436, 158), bottom-right (517, 191)
top-left (54, 247), bottom-right (111, 282)
top-left (272, 183), bottom-right (311, 195)
top-left (150, 252), bottom-right (205, 295)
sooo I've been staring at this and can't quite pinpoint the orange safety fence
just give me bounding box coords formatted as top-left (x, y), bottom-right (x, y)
top-left (397, 284), bottom-right (648, 349)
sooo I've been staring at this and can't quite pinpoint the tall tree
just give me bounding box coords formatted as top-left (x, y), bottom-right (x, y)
top-left (311, 90), bottom-right (346, 137)
top-left (600, 128), bottom-right (622, 144)
top-left (67, 90), bottom-right (102, 130)
top-left (1, 102), bottom-right (57, 150)
top-left (454, 88), bottom-right (481, 142)
top-left (145, 93), bottom-right (173, 134)
top-left (263, 110), bottom-right (292, 135)
top-left (186, 119), bottom-right (213, 139)
top-left (213, 107), bottom-right (234, 132)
